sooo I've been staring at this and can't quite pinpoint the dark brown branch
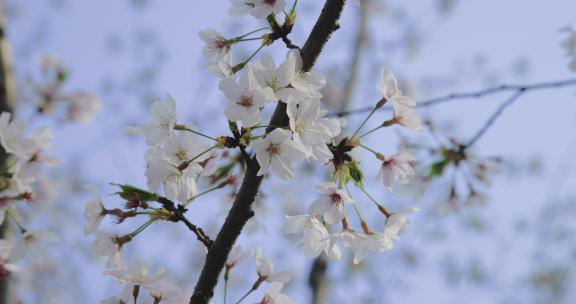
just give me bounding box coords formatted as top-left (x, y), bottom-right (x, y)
top-left (189, 1), bottom-right (347, 303)
top-left (334, 78), bottom-right (576, 117)
top-left (156, 197), bottom-right (214, 249)
top-left (0, 2), bottom-right (15, 300)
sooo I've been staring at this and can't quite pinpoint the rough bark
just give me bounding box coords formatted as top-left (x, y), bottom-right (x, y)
top-left (0, 1), bottom-right (15, 301)
top-left (189, 1), bottom-right (346, 303)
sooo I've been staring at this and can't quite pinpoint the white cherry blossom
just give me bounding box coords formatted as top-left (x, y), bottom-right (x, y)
top-left (392, 103), bottom-right (422, 132)
top-left (378, 69), bottom-right (416, 107)
top-left (145, 158), bottom-right (202, 202)
top-left (0, 112), bottom-right (53, 161)
top-left (0, 240), bottom-right (19, 277)
top-left (207, 55), bottom-right (235, 79)
top-left (252, 54), bottom-right (296, 101)
top-left (285, 214), bottom-right (342, 260)
top-left (384, 207), bottom-right (419, 241)
top-left (377, 151), bottom-right (417, 191)
top-left (84, 185), bottom-right (106, 236)
top-left (105, 259), bottom-right (165, 290)
top-left (13, 229), bottom-right (60, 264)
top-left (261, 282), bottom-right (293, 304)
top-left (229, 0), bottom-right (253, 16)
top-left (308, 182), bottom-right (353, 224)
top-left (252, 128), bottom-right (307, 180)
top-left (337, 230), bottom-right (392, 264)
top-left (220, 68), bottom-right (273, 127)
top-left (160, 132), bottom-right (213, 166)
top-left (199, 29), bottom-right (231, 62)
top-left (226, 245), bottom-right (253, 269)
top-left (249, 0), bottom-right (286, 19)
top-left (91, 230), bottom-right (124, 269)
top-left (255, 248), bottom-right (293, 283)
top-left (288, 50), bottom-right (326, 99)
top-left (125, 94), bottom-right (177, 146)
top-left (287, 98), bottom-right (342, 162)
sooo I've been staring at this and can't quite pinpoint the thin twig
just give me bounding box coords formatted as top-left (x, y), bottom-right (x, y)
top-left (156, 197), bottom-right (214, 249)
top-left (334, 78), bottom-right (576, 117)
top-left (465, 90), bottom-right (524, 148)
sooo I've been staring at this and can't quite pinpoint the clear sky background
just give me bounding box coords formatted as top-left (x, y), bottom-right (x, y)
top-left (5, 0), bottom-right (576, 303)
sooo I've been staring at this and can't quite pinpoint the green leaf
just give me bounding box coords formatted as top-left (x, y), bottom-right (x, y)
top-left (111, 183), bottom-right (159, 202)
top-left (429, 159), bottom-right (450, 177)
top-left (348, 161), bottom-right (364, 187)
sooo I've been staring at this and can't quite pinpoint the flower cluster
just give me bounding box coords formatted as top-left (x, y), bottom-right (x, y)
top-left (31, 55), bottom-right (101, 122)
top-left (0, 111), bottom-right (60, 277)
top-left (88, 1), bottom-right (424, 302)
top-left (561, 26), bottom-right (576, 71)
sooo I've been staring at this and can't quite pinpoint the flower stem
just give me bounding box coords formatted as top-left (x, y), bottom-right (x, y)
top-left (359, 144), bottom-right (380, 157)
top-left (358, 119), bottom-right (395, 139)
top-left (351, 107), bottom-right (378, 139)
top-left (234, 27), bottom-right (270, 41)
top-left (175, 125), bottom-right (218, 141)
top-left (129, 219), bottom-right (155, 238)
top-left (185, 183), bottom-right (226, 205)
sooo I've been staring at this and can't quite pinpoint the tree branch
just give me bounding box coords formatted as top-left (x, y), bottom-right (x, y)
top-left (0, 1), bottom-right (15, 300)
top-left (189, 1), bottom-right (347, 303)
top-left (333, 78), bottom-right (576, 117)
top-left (155, 197), bottom-right (214, 249)
top-left (464, 90), bottom-right (524, 148)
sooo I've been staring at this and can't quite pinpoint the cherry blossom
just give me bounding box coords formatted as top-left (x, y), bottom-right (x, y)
top-left (252, 54), bottom-right (297, 101)
top-left (286, 98), bottom-right (342, 162)
top-left (377, 151), bottom-right (417, 191)
top-left (308, 182), bottom-right (353, 224)
top-left (378, 69), bottom-right (416, 108)
top-left (199, 29), bottom-right (231, 62)
top-left (384, 207), bottom-right (419, 241)
top-left (228, 0), bottom-right (253, 16)
top-left (391, 103), bottom-right (422, 132)
top-left (145, 158), bottom-right (202, 202)
top-left (0, 240), bottom-right (19, 277)
top-left (125, 94), bottom-right (177, 146)
top-left (83, 185), bottom-right (106, 236)
top-left (207, 55), bottom-right (235, 79)
top-left (260, 282), bottom-right (293, 304)
top-left (288, 50), bottom-right (326, 99)
top-left (252, 128), bottom-right (307, 180)
top-left (284, 214), bottom-right (341, 260)
top-left (0, 112), bottom-right (52, 161)
top-left (337, 230), bottom-right (392, 264)
top-left (561, 26), bottom-right (576, 71)
top-left (13, 229), bottom-right (60, 264)
top-left (91, 230), bottom-right (124, 269)
top-left (105, 259), bottom-right (165, 291)
top-left (249, 0), bottom-right (286, 19)
top-left (220, 68), bottom-right (273, 127)
top-left (255, 248), bottom-right (293, 283)
top-left (226, 245), bottom-right (253, 270)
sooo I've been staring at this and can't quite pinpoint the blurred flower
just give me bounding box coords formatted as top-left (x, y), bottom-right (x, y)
top-left (285, 215), bottom-right (330, 258)
top-left (0, 239), bottom-right (19, 277)
top-left (13, 229), bottom-right (60, 264)
top-left (391, 103), bottom-right (422, 132)
top-left (83, 185), bottom-right (106, 236)
top-left (91, 230), bottom-right (124, 269)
